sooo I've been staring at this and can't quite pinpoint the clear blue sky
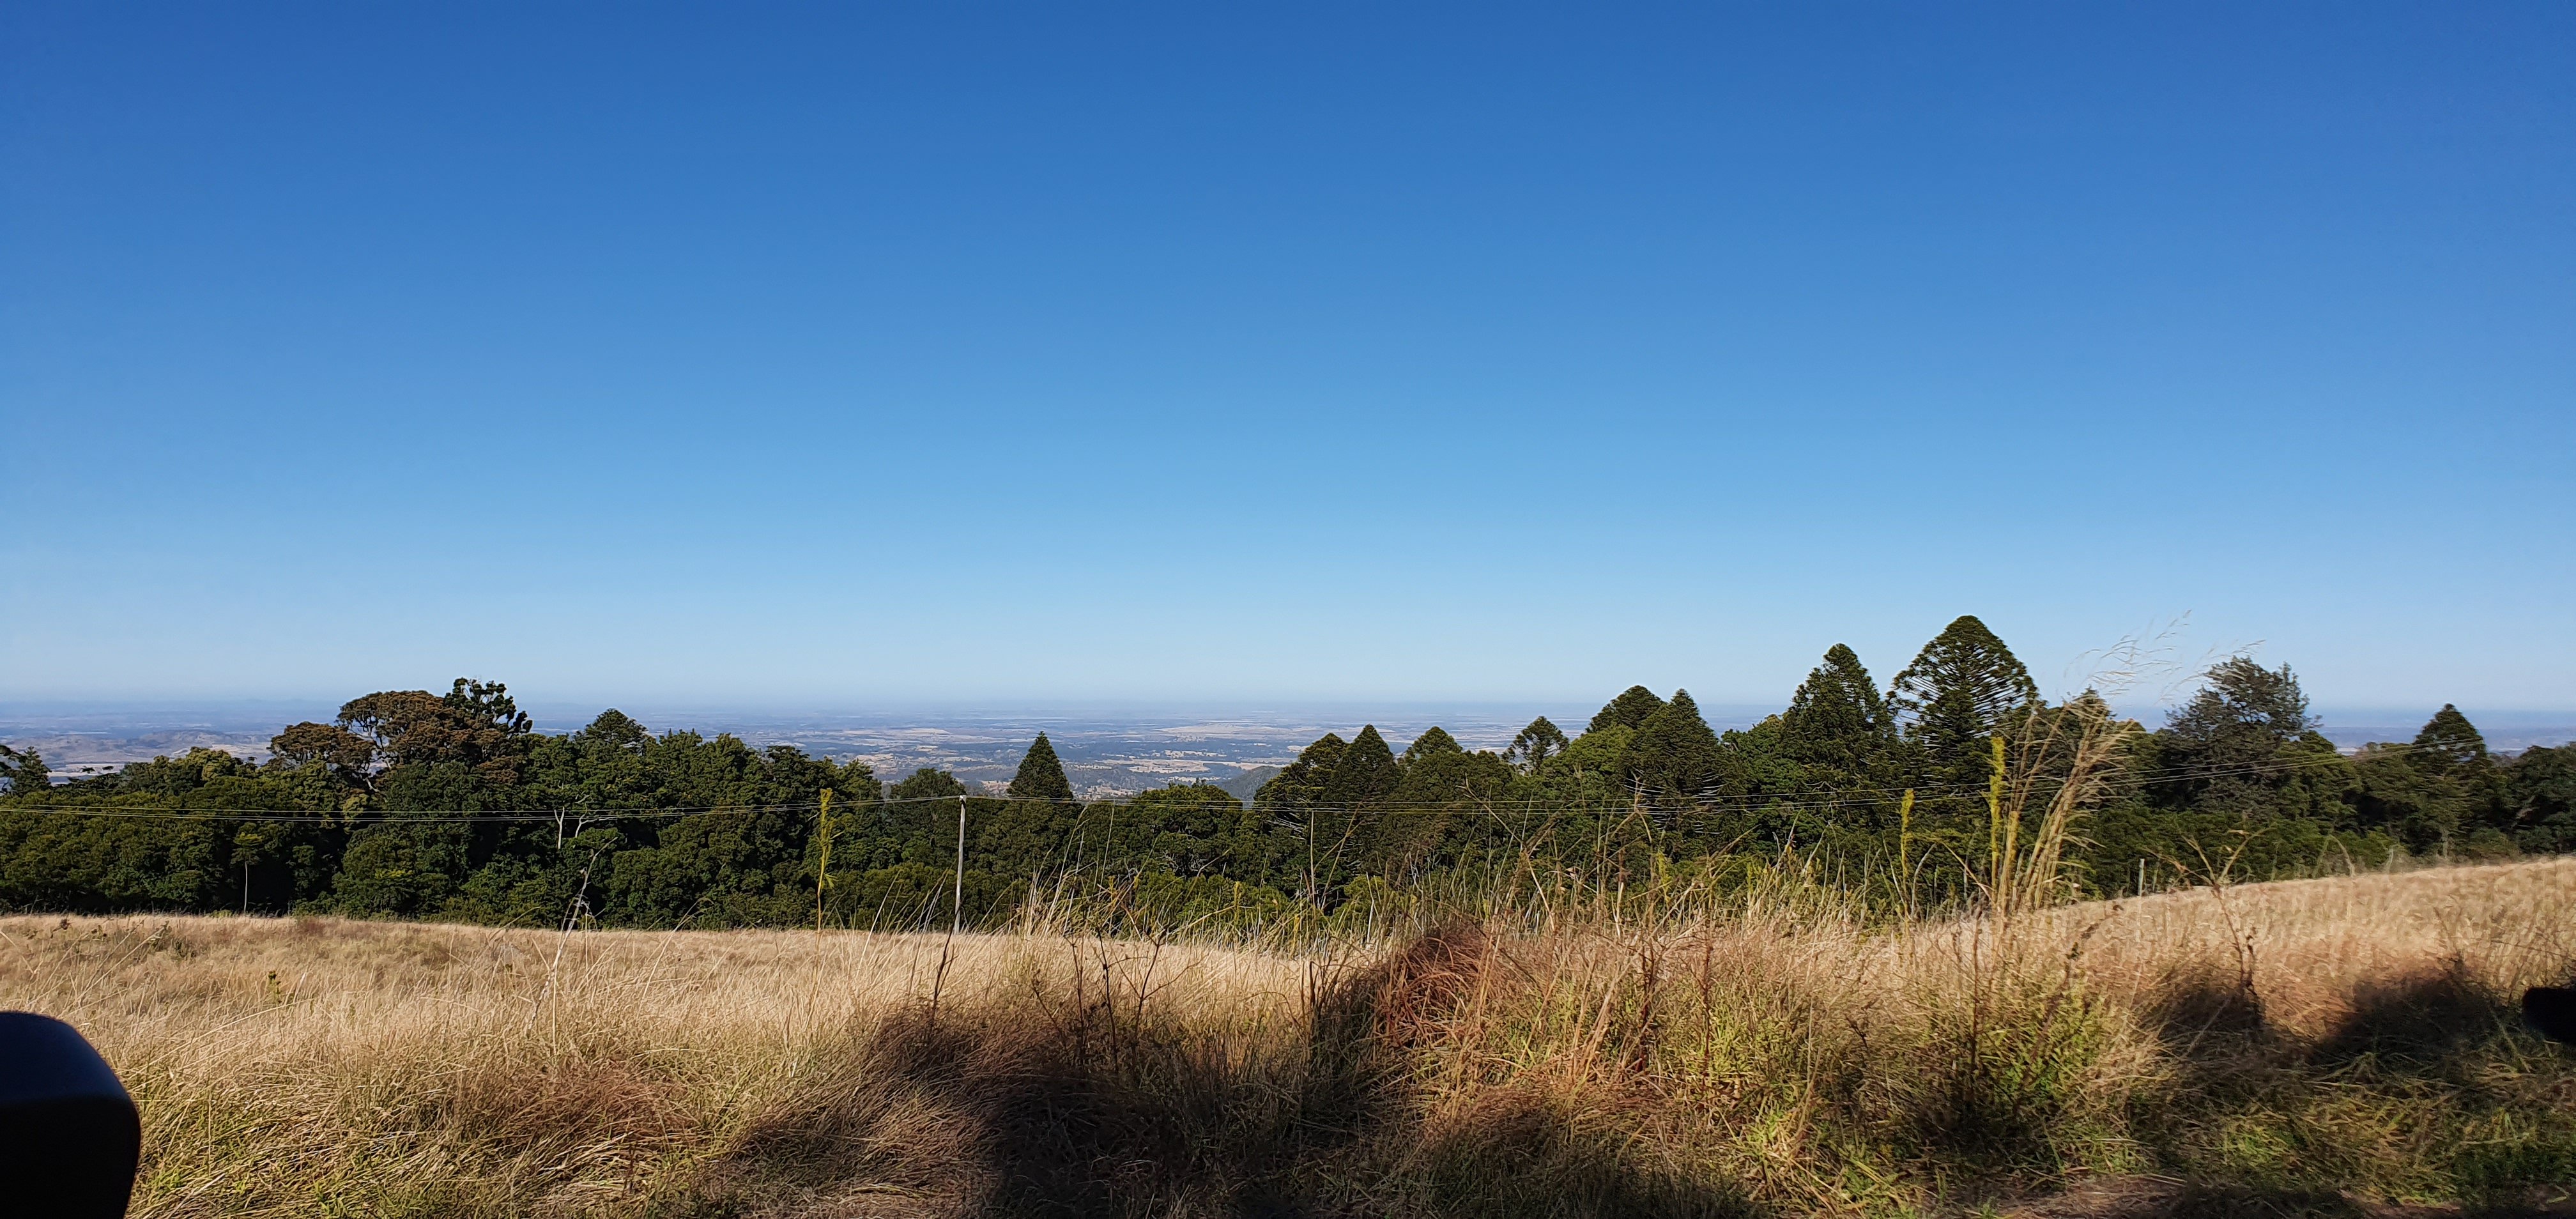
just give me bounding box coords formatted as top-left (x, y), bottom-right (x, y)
top-left (4, 3), bottom-right (2570, 714)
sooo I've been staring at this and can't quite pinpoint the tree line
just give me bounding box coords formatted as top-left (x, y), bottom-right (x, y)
top-left (1, 615), bottom-right (2568, 928)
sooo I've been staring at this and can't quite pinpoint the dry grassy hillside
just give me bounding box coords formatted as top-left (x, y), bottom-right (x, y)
top-left (4, 859), bottom-right (2573, 1217)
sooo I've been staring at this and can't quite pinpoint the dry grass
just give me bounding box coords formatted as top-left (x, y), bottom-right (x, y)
top-left (4, 858), bottom-right (2572, 1218)
top-left (0, 916), bottom-right (1301, 1216)
top-left (2055, 857), bottom-right (2576, 1043)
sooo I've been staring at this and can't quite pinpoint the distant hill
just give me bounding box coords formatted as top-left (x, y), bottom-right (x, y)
top-left (1219, 765), bottom-right (1280, 805)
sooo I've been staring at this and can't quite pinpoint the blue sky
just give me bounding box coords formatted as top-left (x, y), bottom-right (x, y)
top-left (4, 3), bottom-right (2571, 714)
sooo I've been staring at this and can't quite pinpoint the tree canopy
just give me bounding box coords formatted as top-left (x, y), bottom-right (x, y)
top-left (0, 622), bottom-right (2555, 927)
top-left (1589, 686), bottom-right (1666, 734)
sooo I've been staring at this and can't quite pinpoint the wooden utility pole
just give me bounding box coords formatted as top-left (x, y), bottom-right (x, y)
top-left (814, 789), bottom-right (834, 935)
top-left (951, 793), bottom-right (967, 939)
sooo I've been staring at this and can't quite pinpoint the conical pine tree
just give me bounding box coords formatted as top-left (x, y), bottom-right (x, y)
top-left (1302, 725), bottom-right (1397, 899)
top-left (0, 745), bottom-right (47, 794)
top-left (1321, 725), bottom-right (1398, 806)
top-left (1625, 689), bottom-right (1723, 804)
top-left (1399, 726), bottom-right (1463, 765)
top-left (1888, 616), bottom-right (2039, 795)
top-left (2412, 705), bottom-right (2489, 777)
top-left (1589, 686), bottom-right (1666, 734)
top-left (1008, 733), bottom-right (1075, 802)
top-left (1256, 733), bottom-right (1346, 809)
top-left (1781, 644), bottom-right (1892, 774)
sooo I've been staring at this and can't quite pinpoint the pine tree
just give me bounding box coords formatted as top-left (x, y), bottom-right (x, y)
top-left (2504, 745), bottom-right (2576, 853)
top-left (1888, 615), bottom-right (2039, 794)
top-left (1503, 716), bottom-right (1569, 774)
top-left (2411, 705), bottom-right (2489, 778)
top-left (974, 735), bottom-right (1080, 884)
top-left (1589, 686), bottom-right (1666, 734)
top-left (0, 745), bottom-right (47, 795)
top-left (1399, 726), bottom-right (1463, 765)
top-left (887, 767), bottom-right (969, 867)
top-left (1322, 726), bottom-right (1398, 806)
top-left (2168, 659), bottom-right (2313, 746)
top-left (1255, 731), bottom-right (1358, 900)
top-left (2358, 705), bottom-right (2503, 852)
top-left (1377, 731), bottom-right (1514, 879)
top-left (2157, 657), bottom-right (2315, 816)
top-left (1625, 690), bottom-right (1723, 805)
top-left (1779, 645), bottom-right (1892, 776)
top-left (1255, 733), bottom-right (1347, 808)
top-left (1007, 733), bottom-right (1075, 802)
top-left (1297, 726), bottom-right (1398, 900)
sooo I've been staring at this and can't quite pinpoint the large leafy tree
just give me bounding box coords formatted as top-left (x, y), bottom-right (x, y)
top-left (339, 679), bottom-right (535, 784)
top-left (2152, 658), bottom-right (2324, 818)
top-left (267, 721), bottom-right (379, 796)
top-left (1116, 783), bottom-right (1255, 877)
top-left (885, 767), bottom-right (969, 868)
top-left (325, 679), bottom-right (545, 917)
top-left (2504, 744), bottom-right (2576, 854)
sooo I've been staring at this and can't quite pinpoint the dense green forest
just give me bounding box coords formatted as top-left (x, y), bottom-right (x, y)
top-left (3, 615), bottom-right (2569, 930)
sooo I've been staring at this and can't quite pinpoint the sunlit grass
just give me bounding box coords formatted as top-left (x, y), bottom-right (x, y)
top-left (4, 856), bottom-right (2572, 1216)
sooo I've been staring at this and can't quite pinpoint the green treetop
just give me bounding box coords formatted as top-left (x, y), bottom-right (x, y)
top-left (1399, 726), bottom-right (1463, 765)
top-left (1625, 689), bottom-right (1723, 804)
top-left (1779, 644), bottom-right (1894, 776)
top-left (0, 745), bottom-right (47, 795)
top-left (1255, 733), bottom-right (1347, 808)
top-left (1589, 686), bottom-right (1667, 734)
top-left (1503, 716), bottom-right (1568, 774)
top-left (1008, 733), bottom-right (1076, 802)
top-left (2411, 705), bottom-right (2490, 778)
top-left (1888, 615), bottom-right (2039, 793)
top-left (2156, 657), bottom-right (2317, 816)
top-left (1322, 726), bottom-right (1398, 806)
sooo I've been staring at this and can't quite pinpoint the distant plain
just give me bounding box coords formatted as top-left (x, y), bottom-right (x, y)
top-left (8, 701), bottom-right (2572, 797)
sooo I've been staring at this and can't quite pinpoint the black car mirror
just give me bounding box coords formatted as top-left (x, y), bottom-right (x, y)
top-left (2529, 987), bottom-right (2576, 1045)
top-left (0, 1012), bottom-right (140, 1218)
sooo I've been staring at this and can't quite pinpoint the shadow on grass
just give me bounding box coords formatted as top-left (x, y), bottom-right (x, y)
top-left (689, 921), bottom-right (1751, 1218)
top-left (2144, 966), bottom-right (2271, 1049)
top-left (2012, 1180), bottom-right (2576, 1219)
top-left (2312, 959), bottom-right (2512, 1069)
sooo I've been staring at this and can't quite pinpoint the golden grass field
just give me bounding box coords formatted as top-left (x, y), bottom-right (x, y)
top-left (6, 857), bottom-right (2573, 1218)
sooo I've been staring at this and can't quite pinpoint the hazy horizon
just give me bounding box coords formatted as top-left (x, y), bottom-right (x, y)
top-left (10, 692), bottom-right (2574, 788)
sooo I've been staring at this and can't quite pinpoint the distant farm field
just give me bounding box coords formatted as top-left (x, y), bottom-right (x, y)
top-left (6, 859), bottom-right (2575, 1217)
